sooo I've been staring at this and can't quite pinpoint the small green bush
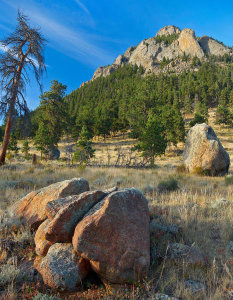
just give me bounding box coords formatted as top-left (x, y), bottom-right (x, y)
top-left (225, 175), bottom-right (233, 186)
top-left (155, 33), bottom-right (179, 45)
top-left (192, 167), bottom-right (209, 176)
top-left (141, 185), bottom-right (155, 195)
top-left (157, 177), bottom-right (178, 193)
top-left (0, 264), bottom-right (22, 286)
top-left (176, 164), bottom-right (186, 174)
top-left (189, 113), bottom-right (207, 127)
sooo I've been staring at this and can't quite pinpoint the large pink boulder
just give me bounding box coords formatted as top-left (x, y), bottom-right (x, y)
top-left (12, 178), bottom-right (89, 229)
top-left (72, 188), bottom-right (150, 284)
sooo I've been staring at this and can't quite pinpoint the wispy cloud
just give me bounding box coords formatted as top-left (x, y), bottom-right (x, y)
top-left (74, 0), bottom-right (91, 16)
top-left (1, 0), bottom-right (114, 67)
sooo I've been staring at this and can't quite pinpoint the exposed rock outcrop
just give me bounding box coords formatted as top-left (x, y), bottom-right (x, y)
top-left (198, 36), bottom-right (231, 56)
top-left (156, 25), bottom-right (181, 37)
top-left (72, 188), bottom-right (150, 284)
top-left (11, 178), bottom-right (89, 229)
top-left (183, 123), bottom-right (230, 176)
top-left (178, 28), bottom-right (204, 59)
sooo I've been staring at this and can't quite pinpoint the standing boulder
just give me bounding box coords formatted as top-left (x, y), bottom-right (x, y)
top-left (35, 243), bottom-right (90, 292)
top-left (11, 178), bottom-right (89, 229)
top-left (72, 188), bottom-right (150, 284)
top-left (183, 123), bottom-right (230, 176)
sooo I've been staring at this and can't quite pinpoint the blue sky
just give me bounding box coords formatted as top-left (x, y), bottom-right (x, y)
top-left (0, 0), bottom-right (233, 111)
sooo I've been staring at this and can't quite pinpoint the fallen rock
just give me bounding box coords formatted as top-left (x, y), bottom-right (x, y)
top-left (183, 123), bottom-right (230, 176)
top-left (46, 191), bottom-right (107, 243)
top-left (35, 219), bottom-right (53, 256)
top-left (168, 243), bottom-right (205, 265)
top-left (35, 243), bottom-right (90, 292)
top-left (72, 188), bottom-right (150, 284)
top-left (12, 178), bottom-right (89, 229)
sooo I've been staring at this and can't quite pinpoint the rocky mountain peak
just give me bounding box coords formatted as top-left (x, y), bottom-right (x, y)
top-left (88, 26), bottom-right (232, 84)
top-left (156, 25), bottom-right (181, 37)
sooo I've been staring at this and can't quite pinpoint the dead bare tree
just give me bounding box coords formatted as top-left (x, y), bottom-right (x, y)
top-left (0, 11), bottom-right (46, 164)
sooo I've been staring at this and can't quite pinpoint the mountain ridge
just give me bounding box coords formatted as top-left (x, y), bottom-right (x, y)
top-left (81, 25), bottom-right (232, 86)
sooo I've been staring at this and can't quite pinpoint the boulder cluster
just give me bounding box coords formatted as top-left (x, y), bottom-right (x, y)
top-left (13, 178), bottom-right (150, 292)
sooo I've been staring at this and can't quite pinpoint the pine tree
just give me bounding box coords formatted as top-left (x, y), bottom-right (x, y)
top-left (22, 139), bottom-right (30, 158)
top-left (216, 104), bottom-right (232, 125)
top-left (7, 134), bottom-right (19, 154)
top-left (34, 122), bottom-right (53, 159)
top-left (73, 126), bottom-right (95, 165)
top-left (38, 80), bottom-right (67, 147)
top-left (135, 115), bottom-right (167, 165)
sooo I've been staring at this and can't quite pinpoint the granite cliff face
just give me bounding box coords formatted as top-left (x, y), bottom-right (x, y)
top-left (89, 25), bottom-right (232, 83)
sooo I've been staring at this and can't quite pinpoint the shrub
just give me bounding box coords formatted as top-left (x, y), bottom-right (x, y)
top-left (225, 175), bottom-right (233, 186)
top-left (0, 264), bottom-right (22, 286)
top-left (155, 33), bottom-right (179, 46)
top-left (192, 167), bottom-right (209, 176)
top-left (141, 185), bottom-right (155, 195)
top-left (189, 113), bottom-right (207, 127)
top-left (157, 177), bottom-right (178, 193)
top-left (176, 164), bottom-right (186, 174)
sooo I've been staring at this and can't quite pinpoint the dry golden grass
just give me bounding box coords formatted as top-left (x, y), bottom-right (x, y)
top-left (0, 163), bottom-right (232, 299)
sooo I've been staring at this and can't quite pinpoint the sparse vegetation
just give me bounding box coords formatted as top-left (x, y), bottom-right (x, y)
top-left (155, 33), bottom-right (179, 46)
top-left (157, 176), bottom-right (179, 193)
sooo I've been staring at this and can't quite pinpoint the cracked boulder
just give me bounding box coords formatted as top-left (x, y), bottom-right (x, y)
top-left (72, 188), bottom-right (150, 284)
top-left (45, 191), bottom-right (107, 243)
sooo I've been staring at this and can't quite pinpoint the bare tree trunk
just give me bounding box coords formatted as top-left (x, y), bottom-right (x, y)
top-left (0, 107), bottom-right (13, 164)
top-left (0, 53), bottom-right (24, 165)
